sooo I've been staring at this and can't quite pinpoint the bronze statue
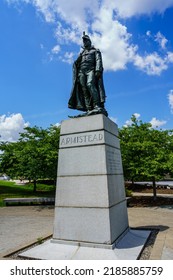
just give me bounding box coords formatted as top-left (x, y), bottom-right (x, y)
top-left (68, 32), bottom-right (108, 117)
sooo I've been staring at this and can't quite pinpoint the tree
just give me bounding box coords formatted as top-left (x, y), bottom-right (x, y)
top-left (0, 141), bottom-right (22, 178)
top-left (119, 115), bottom-right (170, 199)
top-left (166, 132), bottom-right (173, 178)
top-left (0, 125), bottom-right (60, 192)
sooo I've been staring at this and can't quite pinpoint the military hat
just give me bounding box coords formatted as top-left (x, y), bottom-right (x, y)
top-left (82, 32), bottom-right (91, 41)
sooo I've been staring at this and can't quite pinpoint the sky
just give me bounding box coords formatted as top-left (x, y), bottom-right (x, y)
top-left (1, 0), bottom-right (173, 142)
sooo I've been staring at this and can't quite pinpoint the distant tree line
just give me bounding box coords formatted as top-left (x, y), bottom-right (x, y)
top-left (119, 115), bottom-right (173, 199)
top-left (0, 125), bottom-right (60, 192)
top-left (0, 116), bottom-right (173, 196)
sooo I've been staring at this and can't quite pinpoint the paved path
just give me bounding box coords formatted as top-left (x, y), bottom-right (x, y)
top-left (0, 205), bottom-right (173, 259)
top-left (133, 192), bottom-right (173, 198)
top-left (128, 206), bottom-right (173, 259)
top-left (0, 206), bottom-right (54, 258)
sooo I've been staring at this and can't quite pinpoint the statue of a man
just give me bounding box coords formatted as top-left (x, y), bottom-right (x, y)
top-left (68, 32), bottom-right (108, 117)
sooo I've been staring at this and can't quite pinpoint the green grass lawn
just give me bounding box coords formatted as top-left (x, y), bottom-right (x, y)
top-left (0, 180), bottom-right (56, 207)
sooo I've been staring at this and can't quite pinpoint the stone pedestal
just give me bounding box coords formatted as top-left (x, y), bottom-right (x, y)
top-left (53, 114), bottom-right (129, 246)
top-left (19, 114), bottom-right (151, 260)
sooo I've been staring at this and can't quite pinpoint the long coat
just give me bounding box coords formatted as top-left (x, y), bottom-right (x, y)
top-left (68, 48), bottom-right (106, 112)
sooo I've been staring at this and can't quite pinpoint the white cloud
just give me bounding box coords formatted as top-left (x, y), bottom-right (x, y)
top-left (146, 30), bottom-right (151, 37)
top-left (61, 52), bottom-right (75, 64)
top-left (0, 113), bottom-right (29, 142)
top-left (146, 31), bottom-right (168, 50)
top-left (54, 122), bottom-right (60, 127)
top-left (40, 43), bottom-right (44, 49)
top-left (168, 90), bottom-right (173, 113)
top-left (150, 117), bottom-right (167, 128)
top-left (49, 44), bottom-right (61, 61)
top-left (133, 113), bottom-right (141, 119)
top-left (8, 0), bottom-right (173, 20)
top-left (104, 0), bottom-right (173, 18)
top-left (167, 52), bottom-right (173, 63)
top-left (155, 32), bottom-right (168, 50)
top-left (54, 23), bottom-right (81, 45)
top-left (5, 0), bottom-right (173, 74)
top-left (133, 31), bottom-right (172, 75)
top-left (133, 52), bottom-right (168, 75)
top-left (91, 12), bottom-right (137, 71)
top-left (124, 114), bottom-right (167, 128)
top-left (51, 45), bottom-right (61, 54)
top-left (124, 113), bottom-right (141, 126)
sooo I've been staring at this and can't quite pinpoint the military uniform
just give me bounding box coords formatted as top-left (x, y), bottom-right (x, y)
top-left (68, 34), bottom-right (107, 115)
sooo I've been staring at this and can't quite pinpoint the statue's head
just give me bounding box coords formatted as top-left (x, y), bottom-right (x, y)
top-left (82, 33), bottom-right (91, 48)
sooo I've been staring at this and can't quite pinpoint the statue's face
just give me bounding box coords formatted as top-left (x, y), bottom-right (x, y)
top-left (83, 38), bottom-right (91, 48)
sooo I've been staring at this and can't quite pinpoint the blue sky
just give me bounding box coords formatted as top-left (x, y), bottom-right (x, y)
top-left (1, 0), bottom-right (173, 142)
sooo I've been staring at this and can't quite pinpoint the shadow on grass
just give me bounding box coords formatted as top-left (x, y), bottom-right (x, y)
top-left (128, 196), bottom-right (173, 207)
top-left (0, 185), bottom-right (32, 195)
top-left (0, 181), bottom-right (56, 207)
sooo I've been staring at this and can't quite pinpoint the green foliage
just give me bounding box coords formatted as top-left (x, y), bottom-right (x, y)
top-left (37, 237), bottom-right (44, 244)
top-left (125, 188), bottom-right (133, 197)
top-left (0, 125), bottom-right (60, 192)
top-left (119, 115), bottom-right (172, 182)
